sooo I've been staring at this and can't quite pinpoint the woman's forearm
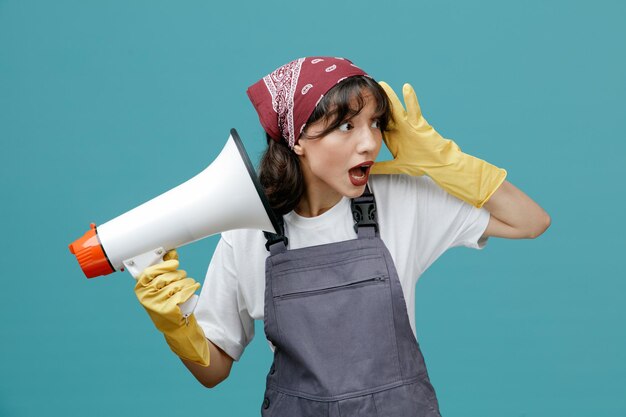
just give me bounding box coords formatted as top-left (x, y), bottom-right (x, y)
top-left (181, 339), bottom-right (234, 388)
top-left (482, 180), bottom-right (551, 239)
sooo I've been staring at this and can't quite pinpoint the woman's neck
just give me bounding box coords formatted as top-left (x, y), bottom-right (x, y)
top-left (295, 188), bottom-right (343, 217)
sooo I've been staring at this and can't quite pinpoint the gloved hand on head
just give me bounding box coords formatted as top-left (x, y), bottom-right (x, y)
top-left (134, 250), bottom-right (210, 366)
top-left (372, 81), bottom-right (507, 208)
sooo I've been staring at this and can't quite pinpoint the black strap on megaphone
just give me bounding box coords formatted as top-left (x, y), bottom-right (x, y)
top-left (264, 213), bottom-right (288, 252)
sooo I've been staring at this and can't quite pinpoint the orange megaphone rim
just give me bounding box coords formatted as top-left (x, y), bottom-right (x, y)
top-left (68, 223), bottom-right (115, 278)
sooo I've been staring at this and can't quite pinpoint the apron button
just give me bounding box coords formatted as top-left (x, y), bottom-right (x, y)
top-left (263, 397), bottom-right (270, 409)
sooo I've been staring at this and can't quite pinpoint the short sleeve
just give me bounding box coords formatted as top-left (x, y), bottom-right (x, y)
top-left (450, 206), bottom-right (491, 250)
top-left (417, 176), bottom-right (491, 272)
top-left (194, 236), bottom-right (255, 361)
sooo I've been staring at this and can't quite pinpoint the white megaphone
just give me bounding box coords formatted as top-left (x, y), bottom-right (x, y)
top-left (69, 128), bottom-right (281, 316)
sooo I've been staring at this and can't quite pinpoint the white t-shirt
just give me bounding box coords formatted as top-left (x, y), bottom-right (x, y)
top-left (195, 174), bottom-right (491, 361)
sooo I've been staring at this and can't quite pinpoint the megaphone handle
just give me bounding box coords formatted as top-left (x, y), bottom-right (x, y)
top-left (124, 248), bottom-right (199, 317)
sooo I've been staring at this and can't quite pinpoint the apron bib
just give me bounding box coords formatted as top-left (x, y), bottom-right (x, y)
top-left (261, 187), bottom-right (442, 417)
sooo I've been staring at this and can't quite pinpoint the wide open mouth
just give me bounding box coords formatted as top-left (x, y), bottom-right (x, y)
top-left (348, 161), bottom-right (373, 183)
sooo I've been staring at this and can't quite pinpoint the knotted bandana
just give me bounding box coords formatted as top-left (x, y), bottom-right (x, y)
top-left (247, 57), bottom-right (368, 149)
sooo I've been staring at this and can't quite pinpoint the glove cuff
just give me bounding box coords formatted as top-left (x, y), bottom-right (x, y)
top-left (425, 152), bottom-right (507, 208)
top-left (163, 314), bottom-right (210, 366)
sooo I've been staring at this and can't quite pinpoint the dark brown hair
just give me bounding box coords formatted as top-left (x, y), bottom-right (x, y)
top-left (258, 76), bottom-right (391, 216)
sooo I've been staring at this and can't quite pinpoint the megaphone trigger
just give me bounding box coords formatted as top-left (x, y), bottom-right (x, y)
top-left (180, 294), bottom-right (199, 320)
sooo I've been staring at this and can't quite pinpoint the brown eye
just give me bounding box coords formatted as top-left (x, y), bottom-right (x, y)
top-left (338, 122), bottom-right (353, 132)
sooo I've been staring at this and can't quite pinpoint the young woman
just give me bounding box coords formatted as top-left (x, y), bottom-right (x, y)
top-left (134, 57), bottom-right (550, 416)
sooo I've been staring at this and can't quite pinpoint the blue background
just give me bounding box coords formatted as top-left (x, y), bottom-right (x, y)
top-left (1, 0), bottom-right (625, 416)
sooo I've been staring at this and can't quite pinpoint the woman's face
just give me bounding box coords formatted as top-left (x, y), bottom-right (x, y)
top-left (293, 91), bottom-right (383, 214)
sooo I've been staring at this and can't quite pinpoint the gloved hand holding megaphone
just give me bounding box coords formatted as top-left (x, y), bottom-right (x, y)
top-left (68, 129), bottom-right (281, 364)
top-left (134, 249), bottom-right (210, 365)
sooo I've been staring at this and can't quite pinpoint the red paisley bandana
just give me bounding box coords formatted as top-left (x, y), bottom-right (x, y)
top-left (247, 57), bottom-right (368, 149)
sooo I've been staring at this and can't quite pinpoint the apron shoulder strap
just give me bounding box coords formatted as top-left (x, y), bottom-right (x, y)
top-left (265, 184), bottom-right (379, 252)
top-left (351, 184), bottom-right (379, 238)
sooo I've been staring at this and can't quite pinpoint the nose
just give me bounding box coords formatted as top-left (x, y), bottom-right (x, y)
top-left (356, 126), bottom-right (381, 154)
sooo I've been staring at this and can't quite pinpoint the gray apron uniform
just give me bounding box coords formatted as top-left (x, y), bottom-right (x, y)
top-left (261, 187), bottom-right (442, 417)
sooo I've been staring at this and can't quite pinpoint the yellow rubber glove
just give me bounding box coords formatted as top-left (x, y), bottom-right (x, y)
top-left (134, 250), bottom-right (210, 366)
top-left (372, 82), bottom-right (507, 208)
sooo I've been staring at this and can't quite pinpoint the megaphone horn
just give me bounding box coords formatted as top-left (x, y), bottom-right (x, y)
top-left (69, 128), bottom-right (281, 282)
